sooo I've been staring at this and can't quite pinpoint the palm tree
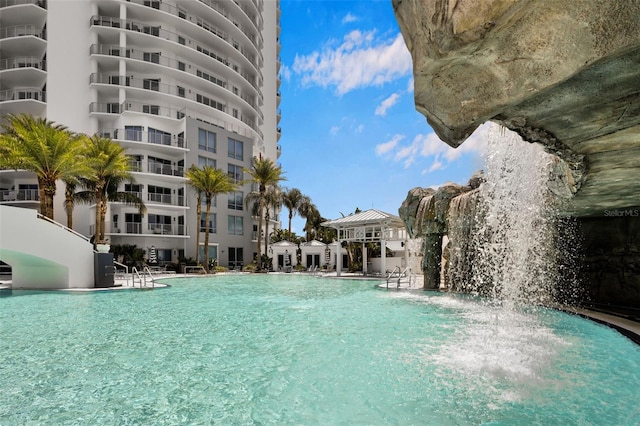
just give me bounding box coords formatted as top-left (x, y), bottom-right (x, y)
top-left (246, 185), bottom-right (282, 261)
top-left (299, 201), bottom-right (321, 241)
top-left (185, 167), bottom-right (204, 265)
top-left (76, 135), bottom-right (145, 244)
top-left (281, 187), bottom-right (312, 241)
top-left (244, 157), bottom-right (286, 268)
top-left (186, 165), bottom-right (238, 272)
top-left (0, 113), bottom-right (88, 219)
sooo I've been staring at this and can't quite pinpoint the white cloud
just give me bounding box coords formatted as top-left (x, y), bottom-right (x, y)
top-left (407, 77), bottom-right (414, 93)
top-left (356, 124), bottom-right (364, 134)
top-left (380, 123), bottom-right (491, 173)
top-left (342, 13), bottom-right (358, 24)
top-left (375, 92), bottom-right (401, 116)
top-left (292, 31), bottom-right (412, 95)
top-left (375, 134), bottom-right (404, 156)
top-left (280, 65), bottom-right (292, 82)
top-left (330, 125), bottom-right (341, 136)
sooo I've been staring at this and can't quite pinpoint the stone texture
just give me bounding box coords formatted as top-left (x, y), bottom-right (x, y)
top-left (393, 0), bottom-right (640, 217)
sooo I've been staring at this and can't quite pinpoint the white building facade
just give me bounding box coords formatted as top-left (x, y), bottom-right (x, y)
top-left (0, 0), bottom-right (282, 267)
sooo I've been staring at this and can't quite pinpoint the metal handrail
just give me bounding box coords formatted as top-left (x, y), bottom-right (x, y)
top-left (142, 266), bottom-right (156, 288)
top-left (386, 266), bottom-right (401, 289)
top-left (113, 261), bottom-right (129, 287)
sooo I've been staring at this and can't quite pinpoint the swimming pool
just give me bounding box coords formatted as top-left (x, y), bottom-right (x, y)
top-left (1, 274), bottom-right (639, 424)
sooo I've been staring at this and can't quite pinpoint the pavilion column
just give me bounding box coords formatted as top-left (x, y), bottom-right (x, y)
top-left (336, 236), bottom-right (342, 277)
top-left (362, 242), bottom-right (367, 275)
top-left (381, 227), bottom-right (387, 275)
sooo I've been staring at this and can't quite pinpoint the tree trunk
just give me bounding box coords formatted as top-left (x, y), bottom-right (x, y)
top-left (203, 197), bottom-right (212, 273)
top-left (256, 191), bottom-right (264, 268)
top-left (264, 209), bottom-right (270, 261)
top-left (288, 210), bottom-right (293, 241)
top-left (37, 177), bottom-right (47, 217)
top-left (195, 193), bottom-right (202, 265)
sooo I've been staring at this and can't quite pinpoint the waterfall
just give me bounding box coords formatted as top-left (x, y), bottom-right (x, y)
top-left (467, 125), bottom-right (570, 306)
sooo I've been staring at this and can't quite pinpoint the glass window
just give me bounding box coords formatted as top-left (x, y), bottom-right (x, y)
top-left (228, 215), bottom-right (243, 235)
top-left (148, 127), bottom-right (170, 145)
top-left (227, 164), bottom-right (242, 183)
top-left (198, 128), bottom-right (216, 153)
top-left (198, 156), bottom-right (216, 168)
top-left (228, 138), bottom-right (243, 160)
top-left (200, 212), bottom-right (216, 233)
top-left (125, 125), bottom-right (143, 141)
top-left (198, 245), bottom-right (217, 262)
top-left (228, 191), bottom-right (243, 210)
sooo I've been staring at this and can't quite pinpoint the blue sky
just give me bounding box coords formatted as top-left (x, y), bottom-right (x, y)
top-left (276, 1), bottom-right (489, 233)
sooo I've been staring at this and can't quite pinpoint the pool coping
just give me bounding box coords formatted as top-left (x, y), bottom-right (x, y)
top-left (559, 306), bottom-right (640, 345)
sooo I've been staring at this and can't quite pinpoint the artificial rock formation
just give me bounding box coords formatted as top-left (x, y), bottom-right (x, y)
top-left (393, 0), bottom-right (640, 216)
top-left (394, 0), bottom-right (640, 308)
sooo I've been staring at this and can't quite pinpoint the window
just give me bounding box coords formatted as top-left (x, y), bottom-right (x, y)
top-left (228, 215), bottom-right (243, 235)
top-left (143, 105), bottom-right (159, 115)
top-left (125, 125), bottom-right (143, 141)
top-left (178, 8), bottom-right (187, 19)
top-left (200, 212), bottom-right (216, 233)
top-left (198, 128), bottom-right (216, 153)
top-left (177, 86), bottom-right (185, 98)
top-left (178, 36), bottom-right (185, 45)
top-left (198, 156), bottom-right (216, 168)
top-left (148, 127), bottom-right (170, 145)
top-left (148, 185), bottom-right (171, 204)
top-left (148, 214), bottom-right (171, 234)
top-left (144, 0), bottom-right (160, 9)
top-left (143, 52), bottom-right (160, 64)
top-left (143, 79), bottom-right (160, 91)
top-left (107, 103), bottom-right (120, 113)
top-left (228, 138), bottom-right (243, 160)
top-left (125, 213), bottom-right (142, 234)
top-left (227, 164), bottom-right (242, 183)
top-left (232, 108), bottom-right (239, 119)
top-left (124, 183), bottom-right (142, 197)
top-left (228, 191), bottom-right (243, 210)
top-left (178, 61), bottom-right (186, 71)
top-left (143, 26), bottom-right (160, 36)
top-left (228, 247), bottom-right (244, 269)
top-left (198, 245), bottom-right (217, 263)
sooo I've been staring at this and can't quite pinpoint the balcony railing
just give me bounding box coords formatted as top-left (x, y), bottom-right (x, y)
top-left (0, 0), bottom-right (46, 8)
top-left (99, 128), bottom-right (186, 149)
top-left (90, 101), bottom-right (262, 140)
top-left (0, 89), bottom-right (46, 102)
top-left (0, 189), bottom-right (39, 202)
top-left (90, 15), bottom-right (261, 84)
top-left (89, 44), bottom-right (262, 114)
top-left (147, 162), bottom-right (184, 177)
top-left (0, 57), bottom-right (46, 72)
top-left (0, 25), bottom-right (45, 40)
top-left (111, 222), bottom-right (186, 236)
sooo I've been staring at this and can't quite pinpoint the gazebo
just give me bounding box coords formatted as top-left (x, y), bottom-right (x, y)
top-left (321, 209), bottom-right (408, 276)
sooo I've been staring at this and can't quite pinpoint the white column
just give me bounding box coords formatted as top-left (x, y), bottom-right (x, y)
top-left (362, 242), bottom-right (367, 275)
top-left (381, 225), bottom-right (387, 275)
top-left (336, 234), bottom-right (342, 277)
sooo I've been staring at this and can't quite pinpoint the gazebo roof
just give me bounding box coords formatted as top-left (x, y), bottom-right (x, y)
top-left (321, 209), bottom-right (404, 229)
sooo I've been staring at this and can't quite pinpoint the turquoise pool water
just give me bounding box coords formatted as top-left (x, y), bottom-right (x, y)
top-left (1, 274), bottom-right (639, 425)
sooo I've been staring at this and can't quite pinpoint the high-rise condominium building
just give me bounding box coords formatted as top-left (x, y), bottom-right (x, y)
top-left (0, 0), bottom-right (282, 268)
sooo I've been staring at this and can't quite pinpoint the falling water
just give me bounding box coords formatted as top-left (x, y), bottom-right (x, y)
top-left (466, 124), bottom-right (573, 306)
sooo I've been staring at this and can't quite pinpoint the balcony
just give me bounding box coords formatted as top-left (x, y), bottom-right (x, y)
top-left (100, 128), bottom-right (186, 149)
top-left (0, 188), bottom-right (39, 202)
top-left (0, 0), bottom-right (46, 8)
top-left (0, 24), bottom-right (44, 40)
top-left (0, 88), bottom-right (44, 102)
top-left (111, 222), bottom-right (187, 236)
top-left (90, 15), bottom-right (261, 85)
top-left (147, 193), bottom-right (186, 206)
top-left (0, 56), bottom-right (45, 71)
top-left (147, 162), bottom-right (184, 177)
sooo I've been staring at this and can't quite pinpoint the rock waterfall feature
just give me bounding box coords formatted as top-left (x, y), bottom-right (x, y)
top-left (394, 0), bottom-right (640, 309)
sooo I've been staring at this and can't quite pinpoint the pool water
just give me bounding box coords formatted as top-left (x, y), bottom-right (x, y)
top-left (1, 275), bottom-right (639, 424)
